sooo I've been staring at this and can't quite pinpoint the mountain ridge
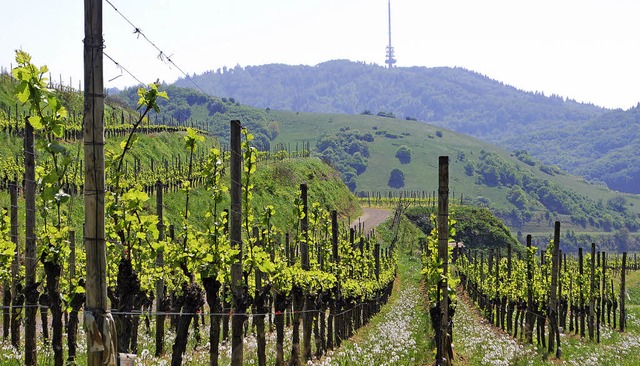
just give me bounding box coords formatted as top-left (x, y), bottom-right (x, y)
top-left (173, 59), bottom-right (640, 193)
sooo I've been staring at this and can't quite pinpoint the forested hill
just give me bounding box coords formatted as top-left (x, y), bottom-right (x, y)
top-left (501, 106), bottom-right (640, 193)
top-left (173, 60), bottom-right (606, 141)
top-left (173, 60), bottom-right (640, 194)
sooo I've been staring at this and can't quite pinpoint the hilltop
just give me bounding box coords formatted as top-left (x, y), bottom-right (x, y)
top-left (172, 60), bottom-right (640, 194)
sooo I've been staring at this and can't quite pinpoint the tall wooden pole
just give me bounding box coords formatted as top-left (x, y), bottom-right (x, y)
top-left (548, 221), bottom-right (561, 358)
top-left (300, 183), bottom-right (312, 361)
top-left (9, 179), bottom-right (20, 347)
top-left (84, 0), bottom-right (109, 365)
top-left (155, 180), bottom-right (165, 356)
top-left (300, 184), bottom-right (309, 270)
top-left (24, 119), bottom-right (38, 366)
top-left (230, 120), bottom-right (245, 366)
top-left (579, 248), bottom-right (586, 338)
top-left (589, 243), bottom-right (596, 341)
top-left (437, 156), bottom-right (450, 366)
top-left (620, 252), bottom-right (627, 332)
top-left (525, 235), bottom-right (533, 344)
top-left (331, 210), bottom-right (339, 264)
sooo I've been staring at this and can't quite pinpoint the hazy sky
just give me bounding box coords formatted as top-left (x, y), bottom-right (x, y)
top-left (2, 0), bottom-right (640, 109)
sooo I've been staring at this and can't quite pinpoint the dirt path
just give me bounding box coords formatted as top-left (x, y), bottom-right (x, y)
top-left (350, 208), bottom-right (391, 232)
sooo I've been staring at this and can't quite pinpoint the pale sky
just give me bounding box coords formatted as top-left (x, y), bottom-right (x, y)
top-left (2, 0), bottom-right (640, 109)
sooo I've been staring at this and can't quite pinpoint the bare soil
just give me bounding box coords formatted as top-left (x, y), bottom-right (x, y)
top-left (351, 208), bottom-right (391, 232)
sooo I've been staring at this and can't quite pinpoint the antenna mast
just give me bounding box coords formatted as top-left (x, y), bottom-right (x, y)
top-left (385, 0), bottom-right (396, 69)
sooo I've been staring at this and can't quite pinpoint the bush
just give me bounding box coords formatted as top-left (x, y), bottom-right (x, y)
top-left (388, 168), bottom-right (405, 188)
top-left (395, 146), bottom-right (412, 164)
top-left (377, 111), bottom-right (396, 118)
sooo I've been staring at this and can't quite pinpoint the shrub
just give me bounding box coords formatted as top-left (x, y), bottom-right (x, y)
top-left (388, 168), bottom-right (405, 188)
top-left (395, 146), bottom-right (412, 164)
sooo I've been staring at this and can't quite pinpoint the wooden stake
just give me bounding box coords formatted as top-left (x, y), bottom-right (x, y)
top-left (437, 156), bottom-right (450, 366)
top-left (579, 248), bottom-right (586, 338)
top-left (300, 184), bottom-right (309, 270)
top-left (548, 221), bottom-right (561, 358)
top-left (620, 252), bottom-right (627, 332)
top-left (525, 235), bottom-right (533, 344)
top-left (230, 120), bottom-right (244, 366)
top-left (155, 180), bottom-right (165, 356)
top-left (24, 119), bottom-right (37, 366)
top-left (83, 1), bottom-right (109, 364)
top-left (9, 179), bottom-right (20, 347)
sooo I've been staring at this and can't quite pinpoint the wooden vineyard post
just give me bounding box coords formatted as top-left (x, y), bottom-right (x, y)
top-left (595, 248), bottom-right (600, 343)
top-left (506, 242), bottom-right (513, 334)
top-left (328, 210), bottom-right (339, 350)
top-left (579, 248), bottom-right (586, 338)
top-left (588, 244), bottom-right (596, 340)
top-left (9, 179), bottom-right (20, 348)
top-left (525, 235), bottom-right (533, 344)
top-left (601, 252), bottom-right (606, 326)
top-left (69, 230), bottom-right (76, 280)
top-left (437, 156), bottom-right (451, 366)
top-left (495, 249), bottom-right (501, 328)
top-left (2, 209), bottom-right (9, 340)
top-left (330, 210), bottom-right (341, 349)
top-left (559, 251), bottom-right (565, 331)
top-left (83, 0), bottom-right (111, 365)
top-left (230, 120), bottom-right (245, 366)
top-left (253, 227), bottom-right (267, 366)
top-left (286, 233), bottom-right (292, 266)
top-left (300, 184), bottom-right (310, 270)
top-left (375, 243), bottom-right (381, 281)
top-left (24, 119), bottom-right (38, 366)
top-left (300, 183), bottom-right (313, 362)
top-left (548, 221), bottom-right (561, 358)
top-left (155, 180), bottom-right (165, 356)
top-left (620, 252), bottom-right (627, 332)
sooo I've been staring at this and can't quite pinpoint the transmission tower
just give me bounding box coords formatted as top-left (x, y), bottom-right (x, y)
top-left (385, 0), bottom-right (397, 69)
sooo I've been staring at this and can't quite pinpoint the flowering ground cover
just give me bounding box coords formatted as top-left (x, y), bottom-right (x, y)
top-left (453, 284), bottom-right (640, 365)
top-left (313, 254), bottom-right (432, 366)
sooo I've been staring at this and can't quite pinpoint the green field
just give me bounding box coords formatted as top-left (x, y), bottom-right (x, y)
top-left (270, 110), bottom-right (640, 244)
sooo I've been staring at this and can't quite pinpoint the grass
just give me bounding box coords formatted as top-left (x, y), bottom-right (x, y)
top-left (269, 109), bottom-right (640, 237)
top-left (316, 253), bottom-right (433, 366)
top-left (452, 266), bottom-right (640, 365)
top-left (312, 214), bottom-right (434, 366)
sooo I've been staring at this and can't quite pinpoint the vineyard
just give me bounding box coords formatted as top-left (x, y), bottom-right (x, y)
top-left (0, 52), bottom-right (407, 366)
top-left (2, 47), bottom-right (640, 366)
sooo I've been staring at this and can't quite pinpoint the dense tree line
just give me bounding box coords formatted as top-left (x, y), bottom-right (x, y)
top-left (112, 85), bottom-right (275, 151)
top-left (467, 150), bottom-right (639, 232)
top-left (405, 205), bottom-right (522, 253)
top-left (174, 61), bottom-right (603, 142)
top-left (316, 126), bottom-right (373, 191)
top-left (504, 107), bottom-right (640, 193)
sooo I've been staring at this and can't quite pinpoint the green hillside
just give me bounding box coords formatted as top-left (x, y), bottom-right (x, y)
top-left (3, 69), bottom-right (638, 251)
top-left (108, 81), bottom-right (640, 250)
top-left (111, 85), bottom-right (277, 151)
top-left (171, 60), bottom-right (640, 195)
top-left (501, 106), bottom-right (640, 193)
top-left (173, 60), bottom-right (605, 140)
top-left (269, 109), bottom-right (640, 250)
top-left (0, 71), bottom-right (359, 234)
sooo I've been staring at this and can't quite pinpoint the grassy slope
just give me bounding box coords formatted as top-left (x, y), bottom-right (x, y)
top-left (270, 110), bottom-right (640, 237)
top-left (0, 129), bottom-right (360, 239)
top-left (162, 156), bottom-right (361, 231)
